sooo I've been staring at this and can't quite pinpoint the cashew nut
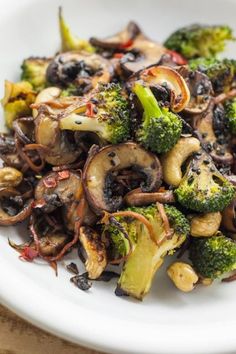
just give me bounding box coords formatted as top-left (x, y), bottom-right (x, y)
top-left (33, 87), bottom-right (61, 118)
top-left (0, 167), bottom-right (23, 188)
top-left (199, 277), bottom-right (213, 286)
top-left (161, 137), bottom-right (200, 187)
top-left (190, 212), bottom-right (222, 237)
top-left (167, 261), bottom-right (198, 292)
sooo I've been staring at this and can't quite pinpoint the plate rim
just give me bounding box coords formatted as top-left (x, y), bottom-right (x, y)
top-left (1, 1), bottom-right (236, 353)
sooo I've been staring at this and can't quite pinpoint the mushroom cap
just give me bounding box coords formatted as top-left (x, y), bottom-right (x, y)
top-left (83, 142), bottom-right (162, 213)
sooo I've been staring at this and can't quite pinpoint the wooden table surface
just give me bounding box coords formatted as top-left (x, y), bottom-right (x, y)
top-left (0, 305), bottom-right (105, 354)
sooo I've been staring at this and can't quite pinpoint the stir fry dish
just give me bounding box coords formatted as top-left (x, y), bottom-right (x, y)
top-left (1, 9), bottom-right (236, 300)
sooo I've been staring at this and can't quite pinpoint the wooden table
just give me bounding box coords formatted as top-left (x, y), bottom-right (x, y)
top-left (0, 305), bottom-right (105, 354)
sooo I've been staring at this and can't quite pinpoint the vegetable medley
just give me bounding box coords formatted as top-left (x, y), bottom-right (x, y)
top-left (1, 9), bottom-right (236, 300)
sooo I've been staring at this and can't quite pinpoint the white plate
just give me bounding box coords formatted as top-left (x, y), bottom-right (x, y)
top-left (0, 1), bottom-right (236, 353)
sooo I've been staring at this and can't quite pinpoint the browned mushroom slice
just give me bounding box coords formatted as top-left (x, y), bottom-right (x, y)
top-left (46, 51), bottom-right (113, 91)
top-left (37, 233), bottom-right (68, 257)
top-left (13, 117), bottom-right (34, 144)
top-left (0, 188), bottom-right (33, 226)
top-left (35, 170), bottom-right (82, 209)
top-left (90, 21), bottom-right (166, 76)
top-left (83, 142), bottom-right (162, 213)
top-left (129, 65), bottom-right (190, 112)
top-left (120, 40), bottom-right (166, 76)
top-left (124, 188), bottom-right (175, 206)
top-left (35, 109), bottom-right (81, 165)
top-left (222, 198), bottom-right (236, 233)
top-left (79, 226), bottom-right (107, 279)
top-left (90, 21), bottom-right (141, 49)
top-left (0, 133), bottom-right (23, 170)
top-left (177, 66), bottom-right (213, 114)
top-left (193, 102), bottom-right (233, 165)
top-left (64, 199), bottom-right (97, 231)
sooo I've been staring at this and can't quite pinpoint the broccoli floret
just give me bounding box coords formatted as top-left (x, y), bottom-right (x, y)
top-left (225, 98), bottom-right (236, 134)
top-left (21, 57), bottom-right (51, 91)
top-left (176, 151), bottom-right (235, 213)
top-left (59, 7), bottom-right (94, 53)
top-left (189, 235), bottom-right (236, 279)
top-left (59, 83), bottom-right (130, 144)
top-left (189, 57), bottom-right (236, 93)
top-left (60, 84), bottom-right (80, 97)
top-left (164, 24), bottom-right (234, 59)
top-left (1, 80), bottom-right (36, 129)
top-left (133, 83), bottom-right (182, 154)
top-left (105, 204), bottom-right (189, 300)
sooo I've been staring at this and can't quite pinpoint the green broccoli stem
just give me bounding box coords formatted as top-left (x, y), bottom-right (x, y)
top-left (133, 83), bottom-right (162, 122)
top-left (59, 113), bottom-right (105, 135)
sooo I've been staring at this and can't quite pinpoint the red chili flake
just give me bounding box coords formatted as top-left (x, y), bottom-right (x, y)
top-left (113, 53), bottom-right (124, 59)
top-left (119, 39), bottom-right (133, 49)
top-left (166, 49), bottom-right (188, 65)
top-left (19, 246), bottom-right (38, 262)
top-left (85, 102), bottom-right (96, 117)
top-left (58, 170), bottom-right (70, 180)
top-left (145, 67), bottom-right (157, 77)
top-left (43, 176), bottom-right (57, 188)
top-left (32, 198), bottom-right (46, 209)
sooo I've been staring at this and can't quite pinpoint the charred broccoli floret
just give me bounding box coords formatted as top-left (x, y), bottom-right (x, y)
top-left (189, 235), bottom-right (236, 279)
top-left (1, 80), bottom-right (36, 129)
top-left (59, 83), bottom-right (131, 144)
top-left (21, 57), bottom-right (51, 91)
top-left (189, 57), bottom-right (236, 93)
top-left (225, 98), bottom-right (236, 134)
top-left (133, 83), bottom-right (182, 154)
top-left (105, 204), bottom-right (189, 300)
top-left (176, 151), bottom-right (235, 213)
top-left (59, 7), bottom-right (94, 53)
top-left (164, 24), bottom-right (234, 59)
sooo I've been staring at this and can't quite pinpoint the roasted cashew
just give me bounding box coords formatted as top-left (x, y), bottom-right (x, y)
top-left (161, 137), bottom-right (200, 187)
top-left (0, 167), bottom-right (23, 188)
top-left (33, 87), bottom-right (61, 118)
top-left (167, 261), bottom-right (198, 292)
top-left (190, 212), bottom-right (222, 237)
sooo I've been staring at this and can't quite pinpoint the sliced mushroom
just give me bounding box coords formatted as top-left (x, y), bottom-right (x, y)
top-left (32, 87), bottom-right (61, 118)
top-left (124, 188), bottom-right (175, 206)
top-left (193, 102), bottom-right (233, 165)
top-left (0, 188), bottom-right (33, 226)
top-left (83, 142), bottom-right (162, 213)
top-left (34, 108), bottom-right (81, 165)
top-left (90, 21), bottom-right (141, 49)
top-left (35, 171), bottom-right (82, 204)
top-left (46, 51), bottom-right (113, 92)
top-left (64, 199), bottom-right (97, 231)
top-left (90, 22), bottom-right (166, 76)
top-left (222, 198), bottom-right (236, 233)
top-left (37, 233), bottom-right (68, 257)
top-left (13, 117), bottom-right (34, 144)
top-left (177, 66), bottom-right (213, 114)
top-left (129, 65), bottom-right (190, 112)
top-left (29, 213), bottom-right (69, 257)
top-left (35, 170), bottom-right (96, 230)
top-left (119, 38), bottom-right (166, 76)
top-left (79, 226), bottom-right (107, 279)
top-left (0, 133), bottom-right (23, 170)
